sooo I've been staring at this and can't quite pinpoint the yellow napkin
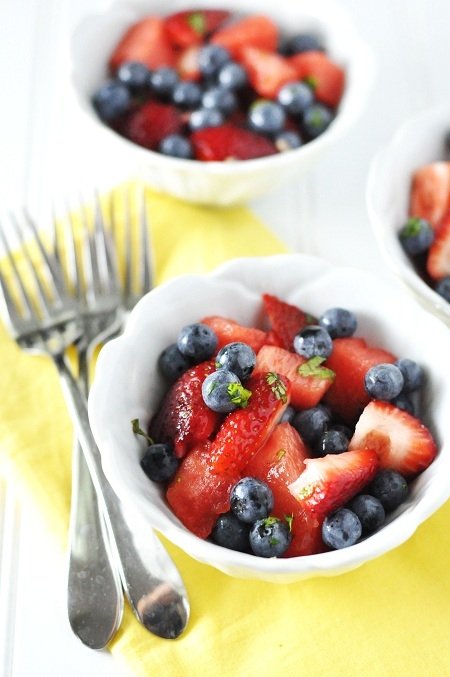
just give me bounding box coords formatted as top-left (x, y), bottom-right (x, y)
top-left (0, 187), bottom-right (449, 677)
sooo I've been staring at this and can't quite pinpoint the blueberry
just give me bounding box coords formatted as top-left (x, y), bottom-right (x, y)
top-left (157, 343), bottom-right (191, 381)
top-left (92, 80), bottom-right (131, 121)
top-left (215, 342), bottom-right (256, 381)
top-left (368, 470), bottom-right (409, 511)
top-left (364, 363), bottom-right (404, 400)
top-left (248, 100), bottom-right (286, 136)
top-left (211, 512), bottom-right (250, 552)
top-left (316, 428), bottom-right (349, 456)
top-left (230, 477), bottom-right (274, 523)
top-left (217, 62), bottom-right (247, 90)
top-left (435, 276), bottom-right (450, 303)
top-left (394, 358), bottom-right (424, 393)
top-left (275, 130), bottom-right (303, 152)
top-left (202, 86), bottom-right (237, 115)
top-left (332, 423), bottom-right (354, 440)
top-left (293, 325), bottom-right (333, 359)
top-left (177, 322), bottom-right (218, 361)
top-left (189, 107), bottom-right (225, 131)
top-left (391, 392), bottom-right (416, 416)
top-left (149, 66), bottom-right (179, 98)
top-left (280, 405), bottom-right (296, 424)
top-left (348, 494), bottom-right (385, 535)
top-left (198, 44), bottom-right (231, 78)
top-left (399, 217), bottom-right (434, 256)
top-left (116, 61), bottom-right (151, 94)
top-left (284, 33), bottom-right (324, 55)
top-left (140, 442), bottom-right (179, 482)
top-left (319, 307), bottom-right (357, 338)
top-left (302, 104), bottom-right (334, 139)
top-left (292, 404), bottom-right (332, 445)
top-left (249, 517), bottom-right (292, 557)
top-left (172, 81), bottom-right (203, 109)
top-left (202, 369), bottom-right (250, 413)
top-left (322, 508), bottom-right (362, 549)
top-left (159, 134), bottom-right (193, 159)
top-left (277, 82), bottom-right (314, 115)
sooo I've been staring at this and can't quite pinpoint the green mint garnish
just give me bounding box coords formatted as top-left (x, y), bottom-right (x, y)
top-left (401, 217), bottom-right (424, 237)
top-left (269, 538), bottom-right (280, 546)
top-left (285, 514), bottom-right (294, 532)
top-left (297, 356), bottom-right (335, 380)
top-left (227, 382), bottom-right (252, 408)
top-left (276, 448), bottom-right (286, 461)
top-left (266, 372), bottom-right (288, 403)
top-left (131, 418), bottom-right (154, 445)
top-left (304, 76), bottom-right (317, 91)
top-left (263, 516), bottom-right (280, 527)
top-left (305, 312), bottom-right (318, 325)
top-left (187, 11), bottom-right (206, 34)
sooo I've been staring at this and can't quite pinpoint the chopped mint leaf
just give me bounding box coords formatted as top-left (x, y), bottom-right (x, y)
top-left (403, 217), bottom-right (424, 237)
top-left (263, 516), bottom-right (280, 527)
top-left (227, 382), bottom-right (252, 408)
top-left (266, 372), bottom-right (288, 403)
top-left (285, 514), bottom-right (294, 532)
top-left (131, 418), bottom-right (154, 445)
top-left (276, 448), bottom-right (286, 461)
top-left (187, 11), bottom-right (206, 34)
top-left (297, 356), bottom-right (335, 380)
top-left (269, 538), bottom-right (280, 546)
top-left (304, 75), bottom-right (318, 90)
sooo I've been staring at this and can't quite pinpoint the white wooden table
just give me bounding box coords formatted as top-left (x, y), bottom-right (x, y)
top-left (0, 1), bottom-right (449, 674)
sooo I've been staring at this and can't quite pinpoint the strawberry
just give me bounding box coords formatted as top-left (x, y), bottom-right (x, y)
top-left (323, 337), bottom-right (397, 424)
top-left (409, 162), bottom-right (450, 229)
top-left (289, 51), bottom-right (345, 108)
top-left (191, 124), bottom-right (277, 161)
top-left (149, 361), bottom-right (221, 458)
top-left (211, 15), bottom-right (279, 58)
top-left (109, 16), bottom-right (175, 72)
top-left (349, 401), bottom-right (437, 478)
top-left (166, 442), bottom-right (238, 538)
top-left (201, 315), bottom-right (269, 353)
top-left (176, 45), bottom-right (201, 81)
top-left (239, 47), bottom-right (298, 99)
top-left (426, 210), bottom-right (450, 280)
top-left (289, 449), bottom-right (379, 517)
top-left (209, 373), bottom-right (291, 476)
top-left (123, 101), bottom-right (183, 150)
top-left (164, 9), bottom-right (230, 48)
top-left (245, 422), bottom-right (324, 556)
top-left (254, 345), bottom-right (335, 410)
top-left (262, 293), bottom-right (311, 351)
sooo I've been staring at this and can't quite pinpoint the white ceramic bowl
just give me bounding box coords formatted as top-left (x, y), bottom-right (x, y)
top-left (89, 254), bottom-right (450, 583)
top-left (70, 0), bottom-right (374, 206)
top-left (367, 104), bottom-right (450, 328)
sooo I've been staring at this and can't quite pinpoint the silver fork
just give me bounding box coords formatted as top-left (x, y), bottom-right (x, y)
top-left (0, 201), bottom-right (189, 646)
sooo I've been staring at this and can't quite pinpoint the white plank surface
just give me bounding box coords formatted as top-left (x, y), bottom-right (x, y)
top-left (0, 1), bottom-right (449, 674)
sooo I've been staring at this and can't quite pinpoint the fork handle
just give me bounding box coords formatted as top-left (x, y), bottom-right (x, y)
top-left (54, 353), bottom-right (189, 639)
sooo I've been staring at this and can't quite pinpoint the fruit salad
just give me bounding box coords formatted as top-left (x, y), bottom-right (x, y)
top-left (132, 294), bottom-right (437, 558)
top-left (398, 132), bottom-right (450, 304)
top-left (91, 9), bottom-right (345, 161)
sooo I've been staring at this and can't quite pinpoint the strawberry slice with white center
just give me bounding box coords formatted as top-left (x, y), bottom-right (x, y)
top-left (349, 401), bottom-right (437, 478)
top-left (409, 162), bottom-right (450, 229)
top-left (426, 210), bottom-right (450, 280)
top-left (289, 449), bottom-right (379, 518)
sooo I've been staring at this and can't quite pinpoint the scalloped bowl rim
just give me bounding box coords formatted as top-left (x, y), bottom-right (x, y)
top-left (88, 254), bottom-right (450, 580)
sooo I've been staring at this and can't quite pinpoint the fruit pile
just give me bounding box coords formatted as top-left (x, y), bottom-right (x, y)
top-left (92, 9), bottom-right (345, 161)
top-left (132, 294), bottom-right (437, 558)
top-left (398, 133), bottom-right (450, 303)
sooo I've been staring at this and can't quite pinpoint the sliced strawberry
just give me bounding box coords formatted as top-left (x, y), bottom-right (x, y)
top-left (409, 162), bottom-right (450, 229)
top-left (201, 316), bottom-right (269, 353)
top-left (209, 373), bottom-right (291, 476)
top-left (262, 293), bottom-right (309, 351)
top-left (323, 337), bottom-right (396, 424)
top-left (109, 16), bottom-right (175, 72)
top-left (164, 9), bottom-right (230, 49)
top-left (254, 345), bottom-right (335, 410)
top-left (123, 102), bottom-right (183, 150)
top-left (176, 45), bottom-right (201, 81)
top-left (289, 51), bottom-right (345, 108)
top-left (426, 210), bottom-right (450, 280)
top-left (149, 361), bottom-right (221, 458)
top-left (289, 449), bottom-right (379, 517)
top-left (239, 47), bottom-right (298, 99)
top-left (191, 124), bottom-right (277, 161)
top-left (166, 442), bottom-right (237, 538)
top-left (349, 401), bottom-right (437, 478)
top-left (211, 15), bottom-right (279, 58)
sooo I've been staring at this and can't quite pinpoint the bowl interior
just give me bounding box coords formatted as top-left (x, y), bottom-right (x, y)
top-left (89, 254), bottom-right (450, 581)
